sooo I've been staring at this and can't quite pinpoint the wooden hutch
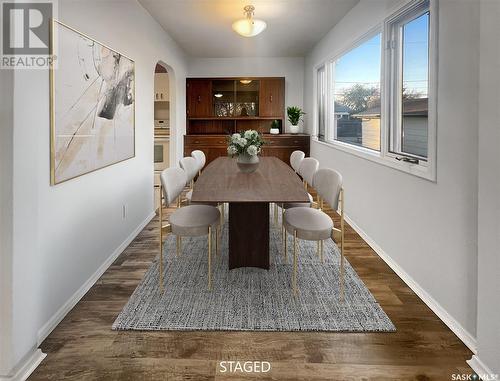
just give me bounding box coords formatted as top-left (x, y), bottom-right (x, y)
top-left (184, 77), bottom-right (309, 165)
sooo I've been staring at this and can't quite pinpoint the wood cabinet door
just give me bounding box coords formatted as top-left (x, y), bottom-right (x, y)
top-left (259, 79), bottom-right (285, 117)
top-left (261, 147), bottom-right (291, 165)
top-left (187, 80), bottom-right (212, 117)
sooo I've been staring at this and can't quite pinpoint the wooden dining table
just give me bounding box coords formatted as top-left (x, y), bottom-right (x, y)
top-left (191, 156), bottom-right (310, 270)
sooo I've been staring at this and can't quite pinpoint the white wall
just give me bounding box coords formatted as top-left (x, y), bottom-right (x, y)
top-left (304, 0), bottom-right (479, 347)
top-left (474, 0), bottom-right (500, 374)
top-left (188, 57), bottom-right (304, 132)
top-left (0, 71), bottom-right (14, 376)
top-left (4, 0), bottom-right (188, 376)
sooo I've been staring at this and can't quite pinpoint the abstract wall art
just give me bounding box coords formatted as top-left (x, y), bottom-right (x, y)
top-left (50, 20), bottom-right (135, 185)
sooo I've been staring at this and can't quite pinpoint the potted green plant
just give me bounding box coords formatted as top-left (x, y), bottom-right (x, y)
top-left (270, 119), bottom-right (280, 135)
top-left (287, 106), bottom-right (306, 134)
top-left (227, 130), bottom-right (266, 173)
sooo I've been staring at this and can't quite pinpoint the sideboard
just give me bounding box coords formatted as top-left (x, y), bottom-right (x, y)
top-left (184, 134), bottom-right (310, 166)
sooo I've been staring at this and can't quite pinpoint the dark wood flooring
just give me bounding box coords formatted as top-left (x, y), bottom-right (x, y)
top-left (29, 188), bottom-right (473, 380)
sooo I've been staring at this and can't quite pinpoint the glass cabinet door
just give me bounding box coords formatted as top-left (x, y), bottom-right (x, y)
top-left (236, 80), bottom-right (259, 117)
top-left (212, 80), bottom-right (235, 117)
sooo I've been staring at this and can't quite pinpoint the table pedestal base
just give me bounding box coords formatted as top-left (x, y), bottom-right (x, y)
top-left (228, 202), bottom-right (270, 270)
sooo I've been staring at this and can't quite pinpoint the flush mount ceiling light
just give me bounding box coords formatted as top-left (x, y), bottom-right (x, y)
top-left (232, 5), bottom-right (267, 37)
top-left (240, 79), bottom-right (252, 85)
top-left (214, 93), bottom-right (223, 98)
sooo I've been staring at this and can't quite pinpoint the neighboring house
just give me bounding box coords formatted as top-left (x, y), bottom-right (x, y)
top-left (334, 102), bottom-right (363, 146)
top-left (353, 98), bottom-right (428, 156)
top-left (334, 101), bottom-right (352, 118)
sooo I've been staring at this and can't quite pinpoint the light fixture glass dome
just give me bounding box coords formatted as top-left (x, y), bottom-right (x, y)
top-left (232, 5), bottom-right (267, 37)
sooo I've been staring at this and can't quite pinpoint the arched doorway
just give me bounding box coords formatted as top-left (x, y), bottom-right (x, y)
top-left (153, 61), bottom-right (173, 210)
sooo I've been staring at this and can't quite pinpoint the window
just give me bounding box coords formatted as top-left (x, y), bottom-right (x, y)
top-left (388, 1), bottom-right (430, 160)
top-left (317, 65), bottom-right (326, 141)
top-left (332, 33), bottom-right (382, 151)
top-left (315, 0), bottom-right (435, 179)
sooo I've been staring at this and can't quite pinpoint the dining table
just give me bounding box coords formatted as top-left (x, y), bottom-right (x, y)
top-left (191, 156), bottom-right (310, 270)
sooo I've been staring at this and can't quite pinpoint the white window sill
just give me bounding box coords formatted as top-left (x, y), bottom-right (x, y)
top-left (312, 138), bottom-right (436, 182)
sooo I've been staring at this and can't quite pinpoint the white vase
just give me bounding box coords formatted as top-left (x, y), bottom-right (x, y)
top-left (269, 128), bottom-right (280, 135)
top-left (289, 124), bottom-right (300, 134)
top-left (236, 153), bottom-right (260, 173)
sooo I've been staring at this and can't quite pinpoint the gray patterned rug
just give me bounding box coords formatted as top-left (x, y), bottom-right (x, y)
top-left (112, 209), bottom-right (395, 332)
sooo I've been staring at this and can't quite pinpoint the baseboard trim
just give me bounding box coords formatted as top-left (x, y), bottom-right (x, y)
top-left (37, 212), bottom-right (155, 345)
top-left (467, 355), bottom-right (497, 378)
top-left (343, 213), bottom-right (478, 354)
top-left (0, 349), bottom-right (46, 381)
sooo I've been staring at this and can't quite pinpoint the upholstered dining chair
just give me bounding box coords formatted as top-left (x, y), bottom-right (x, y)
top-left (290, 150), bottom-right (305, 173)
top-left (283, 168), bottom-right (345, 298)
top-left (158, 167), bottom-right (221, 291)
top-left (277, 157), bottom-right (319, 240)
top-left (191, 150), bottom-right (206, 176)
top-left (298, 157), bottom-right (319, 192)
top-left (191, 150), bottom-right (227, 220)
top-left (181, 155), bottom-right (224, 224)
top-left (272, 150), bottom-right (306, 225)
top-left (179, 156), bottom-right (199, 205)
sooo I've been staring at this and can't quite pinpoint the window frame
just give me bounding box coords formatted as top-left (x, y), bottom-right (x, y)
top-left (316, 64), bottom-right (326, 141)
top-left (331, 31), bottom-right (383, 152)
top-left (313, 0), bottom-right (438, 181)
top-left (314, 27), bottom-right (383, 148)
top-left (386, 0), bottom-right (432, 161)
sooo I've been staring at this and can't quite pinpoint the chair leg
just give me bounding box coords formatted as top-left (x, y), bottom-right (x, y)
top-left (282, 225), bottom-right (285, 258)
top-left (340, 247), bottom-right (344, 301)
top-left (208, 226), bottom-right (212, 290)
top-left (159, 247), bottom-right (163, 292)
top-left (282, 206), bottom-right (287, 261)
top-left (281, 211), bottom-right (284, 245)
top-left (317, 240), bottom-right (320, 258)
top-left (220, 203), bottom-right (225, 227)
top-left (215, 225), bottom-right (219, 257)
top-left (320, 239), bottom-right (324, 263)
top-left (340, 188), bottom-right (345, 302)
top-left (274, 203), bottom-right (278, 225)
top-left (159, 185), bottom-right (164, 292)
top-left (281, 205), bottom-right (285, 232)
top-left (293, 230), bottom-right (298, 295)
top-left (284, 227), bottom-right (288, 262)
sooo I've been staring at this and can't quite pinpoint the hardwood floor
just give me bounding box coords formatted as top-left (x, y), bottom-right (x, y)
top-left (29, 188), bottom-right (473, 380)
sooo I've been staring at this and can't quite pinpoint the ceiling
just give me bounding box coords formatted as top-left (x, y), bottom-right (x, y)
top-left (139, 0), bottom-right (359, 57)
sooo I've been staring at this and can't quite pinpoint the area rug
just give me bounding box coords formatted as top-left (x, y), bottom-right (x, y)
top-left (112, 209), bottom-right (395, 332)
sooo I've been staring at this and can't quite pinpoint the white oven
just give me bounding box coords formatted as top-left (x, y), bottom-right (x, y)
top-left (154, 137), bottom-right (170, 172)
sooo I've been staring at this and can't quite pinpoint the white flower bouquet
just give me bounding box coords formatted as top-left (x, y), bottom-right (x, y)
top-left (227, 130), bottom-right (265, 157)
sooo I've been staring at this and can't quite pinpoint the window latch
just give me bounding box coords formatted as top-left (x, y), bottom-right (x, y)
top-left (396, 156), bottom-right (419, 164)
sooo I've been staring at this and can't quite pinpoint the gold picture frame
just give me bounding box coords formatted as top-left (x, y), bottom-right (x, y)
top-left (50, 19), bottom-right (136, 185)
